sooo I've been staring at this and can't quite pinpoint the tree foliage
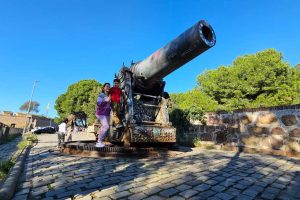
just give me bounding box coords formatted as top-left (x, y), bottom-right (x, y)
top-left (169, 89), bottom-right (216, 136)
top-left (54, 80), bottom-right (102, 124)
top-left (197, 49), bottom-right (300, 110)
top-left (170, 88), bottom-right (218, 112)
top-left (19, 101), bottom-right (40, 113)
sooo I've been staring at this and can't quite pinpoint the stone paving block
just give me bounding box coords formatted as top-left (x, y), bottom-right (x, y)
top-left (186, 179), bottom-right (203, 186)
top-left (67, 183), bottom-right (87, 190)
top-left (250, 173), bottom-right (264, 179)
top-left (110, 191), bottom-right (131, 199)
top-left (31, 185), bottom-right (49, 196)
top-left (55, 189), bottom-right (83, 199)
top-left (242, 188), bottom-right (259, 197)
top-left (129, 186), bottom-right (145, 193)
top-left (260, 192), bottom-right (277, 200)
top-left (144, 195), bottom-right (164, 200)
top-left (128, 192), bottom-right (147, 200)
top-left (281, 187), bottom-right (300, 198)
top-left (130, 181), bottom-right (148, 188)
top-left (168, 196), bottom-right (185, 200)
top-left (159, 183), bottom-right (176, 189)
top-left (84, 182), bottom-right (102, 190)
top-left (145, 182), bottom-right (161, 188)
top-left (93, 197), bottom-right (112, 200)
top-left (264, 186), bottom-right (281, 195)
top-left (225, 187), bottom-right (241, 196)
top-left (215, 192), bottom-right (234, 200)
top-left (115, 184), bottom-right (134, 192)
top-left (74, 195), bottom-right (92, 200)
top-left (199, 190), bottom-right (216, 198)
top-left (45, 188), bottom-right (66, 197)
top-left (249, 185), bottom-right (264, 193)
top-left (193, 183), bottom-right (211, 192)
top-left (160, 188), bottom-right (179, 198)
top-left (143, 187), bottom-right (162, 195)
top-left (175, 184), bottom-right (192, 191)
top-left (171, 178), bottom-right (186, 186)
top-left (219, 180), bottom-right (235, 187)
top-left (239, 179), bottom-right (254, 186)
top-left (211, 185), bottom-right (226, 192)
top-left (271, 182), bottom-right (286, 189)
top-left (93, 188), bottom-right (115, 198)
top-left (236, 194), bottom-right (256, 200)
top-left (32, 179), bottom-right (53, 188)
top-left (205, 179), bottom-right (219, 186)
top-left (179, 189), bottom-right (198, 198)
top-left (102, 179), bottom-right (120, 186)
top-left (278, 191), bottom-right (300, 200)
top-left (255, 181), bottom-right (269, 188)
top-left (233, 183), bottom-right (248, 190)
top-left (212, 176), bottom-right (226, 182)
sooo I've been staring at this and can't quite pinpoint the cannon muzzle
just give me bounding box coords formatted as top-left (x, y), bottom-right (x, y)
top-left (131, 20), bottom-right (216, 86)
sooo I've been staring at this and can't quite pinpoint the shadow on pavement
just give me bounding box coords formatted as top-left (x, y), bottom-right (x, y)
top-left (12, 140), bottom-right (300, 200)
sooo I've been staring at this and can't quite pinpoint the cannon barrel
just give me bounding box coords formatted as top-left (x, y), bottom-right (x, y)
top-left (131, 20), bottom-right (216, 85)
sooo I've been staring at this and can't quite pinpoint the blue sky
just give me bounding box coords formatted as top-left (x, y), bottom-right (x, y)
top-left (0, 0), bottom-right (299, 118)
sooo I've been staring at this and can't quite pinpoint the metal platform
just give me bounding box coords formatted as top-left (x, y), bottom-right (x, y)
top-left (59, 140), bottom-right (173, 158)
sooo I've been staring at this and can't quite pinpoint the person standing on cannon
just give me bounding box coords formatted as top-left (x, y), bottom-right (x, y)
top-left (65, 113), bottom-right (76, 142)
top-left (95, 83), bottom-right (111, 148)
top-left (109, 78), bottom-right (124, 129)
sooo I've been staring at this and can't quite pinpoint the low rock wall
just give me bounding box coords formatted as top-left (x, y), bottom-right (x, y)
top-left (183, 104), bottom-right (300, 153)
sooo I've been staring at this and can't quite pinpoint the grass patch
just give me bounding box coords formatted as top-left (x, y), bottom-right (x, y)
top-left (204, 145), bottom-right (215, 150)
top-left (193, 138), bottom-right (216, 150)
top-left (0, 160), bottom-right (14, 180)
top-left (193, 138), bottom-right (202, 147)
top-left (18, 133), bottom-right (38, 151)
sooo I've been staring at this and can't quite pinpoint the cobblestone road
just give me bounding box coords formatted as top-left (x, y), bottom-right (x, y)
top-left (12, 133), bottom-right (300, 200)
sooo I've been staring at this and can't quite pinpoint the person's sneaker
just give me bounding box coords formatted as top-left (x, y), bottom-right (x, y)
top-left (95, 142), bottom-right (105, 148)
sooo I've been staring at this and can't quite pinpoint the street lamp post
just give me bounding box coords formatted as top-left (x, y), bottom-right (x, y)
top-left (22, 80), bottom-right (39, 135)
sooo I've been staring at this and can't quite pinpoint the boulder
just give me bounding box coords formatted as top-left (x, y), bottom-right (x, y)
top-left (240, 115), bottom-right (251, 125)
top-left (221, 117), bottom-right (231, 124)
top-left (257, 112), bottom-right (277, 124)
top-left (281, 115), bottom-right (297, 126)
top-left (285, 140), bottom-right (300, 152)
top-left (289, 128), bottom-right (300, 137)
top-left (269, 135), bottom-right (284, 150)
top-left (247, 125), bottom-right (269, 135)
top-left (241, 135), bottom-right (260, 146)
top-left (271, 127), bottom-right (286, 136)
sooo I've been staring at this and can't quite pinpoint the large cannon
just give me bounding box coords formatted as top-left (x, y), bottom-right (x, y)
top-left (108, 20), bottom-right (216, 146)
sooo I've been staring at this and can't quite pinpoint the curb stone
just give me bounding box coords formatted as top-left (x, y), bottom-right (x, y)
top-left (0, 146), bottom-right (30, 200)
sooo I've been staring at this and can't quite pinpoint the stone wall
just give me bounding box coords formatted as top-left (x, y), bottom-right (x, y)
top-left (184, 104), bottom-right (300, 153)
